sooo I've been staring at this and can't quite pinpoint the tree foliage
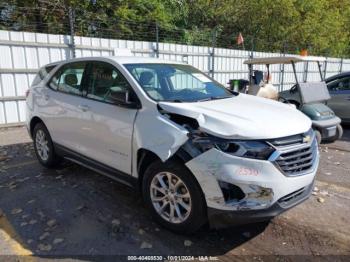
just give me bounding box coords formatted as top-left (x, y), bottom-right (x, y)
top-left (0, 0), bottom-right (349, 57)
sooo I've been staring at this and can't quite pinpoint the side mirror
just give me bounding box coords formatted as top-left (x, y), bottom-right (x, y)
top-left (109, 90), bottom-right (140, 109)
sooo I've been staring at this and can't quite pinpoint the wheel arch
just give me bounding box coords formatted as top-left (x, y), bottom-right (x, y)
top-left (136, 147), bottom-right (207, 209)
top-left (29, 116), bottom-right (45, 137)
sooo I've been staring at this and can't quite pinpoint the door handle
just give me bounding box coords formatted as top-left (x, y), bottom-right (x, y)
top-left (44, 94), bottom-right (50, 100)
top-left (78, 105), bottom-right (90, 112)
top-left (346, 96), bottom-right (350, 101)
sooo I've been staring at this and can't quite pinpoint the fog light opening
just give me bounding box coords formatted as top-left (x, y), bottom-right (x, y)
top-left (218, 181), bottom-right (245, 203)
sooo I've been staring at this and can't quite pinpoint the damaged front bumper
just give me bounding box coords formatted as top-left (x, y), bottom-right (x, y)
top-left (185, 143), bottom-right (318, 227)
top-left (207, 181), bottom-right (314, 228)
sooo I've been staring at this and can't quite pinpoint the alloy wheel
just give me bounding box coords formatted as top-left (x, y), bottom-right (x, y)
top-left (150, 172), bottom-right (192, 224)
top-left (35, 129), bottom-right (49, 161)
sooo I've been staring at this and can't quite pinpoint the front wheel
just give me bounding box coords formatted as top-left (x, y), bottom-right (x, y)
top-left (142, 159), bottom-right (207, 234)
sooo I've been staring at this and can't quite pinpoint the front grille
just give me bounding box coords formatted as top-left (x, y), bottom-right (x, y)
top-left (269, 130), bottom-right (318, 176)
top-left (269, 134), bottom-right (304, 147)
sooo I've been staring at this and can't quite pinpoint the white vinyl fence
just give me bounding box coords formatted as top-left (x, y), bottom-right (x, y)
top-left (0, 29), bottom-right (350, 126)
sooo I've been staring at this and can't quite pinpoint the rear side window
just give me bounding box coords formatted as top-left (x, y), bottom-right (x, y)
top-left (32, 65), bottom-right (56, 86)
top-left (49, 62), bottom-right (87, 95)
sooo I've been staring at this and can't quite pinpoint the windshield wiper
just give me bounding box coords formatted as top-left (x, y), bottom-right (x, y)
top-left (164, 99), bottom-right (183, 103)
top-left (197, 96), bottom-right (231, 102)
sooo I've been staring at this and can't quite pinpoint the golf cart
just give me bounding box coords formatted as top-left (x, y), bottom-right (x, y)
top-left (241, 55), bottom-right (342, 144)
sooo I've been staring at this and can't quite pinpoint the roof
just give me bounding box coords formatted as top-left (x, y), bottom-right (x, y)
top-left (109, 56), bottom-right (185, 65)
top-left (45, 56), bottom-right (186, 67)
top-left (244, 55), bottom-right (326, 65)
top-left (325, 71), bottom-right (350, 82)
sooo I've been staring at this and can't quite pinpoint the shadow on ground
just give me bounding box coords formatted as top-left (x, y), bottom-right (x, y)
top-left (340, 124), bottom-right (350, 142)
top-left (0, 142), bottom-right (269, 258)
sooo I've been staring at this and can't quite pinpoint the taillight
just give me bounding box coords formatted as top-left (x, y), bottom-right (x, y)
top-left (25, 89), bottom-right (30, 98)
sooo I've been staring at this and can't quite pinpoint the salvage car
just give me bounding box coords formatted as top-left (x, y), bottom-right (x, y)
top-left (26, 57), bottom-right (319, 233)
top-left (325, 72), bottom-right (350, 123)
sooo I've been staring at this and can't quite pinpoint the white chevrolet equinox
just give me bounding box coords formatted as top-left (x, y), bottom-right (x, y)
top-left (26, 57), bottom-right (319, 233)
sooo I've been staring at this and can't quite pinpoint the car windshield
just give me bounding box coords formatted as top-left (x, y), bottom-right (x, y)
top-left (124, 63), bottom-right (235, 102)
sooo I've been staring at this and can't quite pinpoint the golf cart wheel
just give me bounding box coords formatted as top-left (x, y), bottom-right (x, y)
top-left (314, 129), bottom-right (322, 145)
top-left (327, 124), bottom-right (343, 142)
top-left (336, 124), bottom-right (343, 140)
top-left (142, 159), bottom-right (207, 234)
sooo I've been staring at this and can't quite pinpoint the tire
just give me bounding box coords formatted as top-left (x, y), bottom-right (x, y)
top-left (314, 129), bottom-right (322, 145)
top-left (336, 124), bottom-right (343, 140)
top-left (142, 159), bottom-right (207, 234)
top-left (33, 122), bottom-right (61, 168)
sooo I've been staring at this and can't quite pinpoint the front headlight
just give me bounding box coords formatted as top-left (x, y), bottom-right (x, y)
top-left (190, 133), bottom-right (274, 160)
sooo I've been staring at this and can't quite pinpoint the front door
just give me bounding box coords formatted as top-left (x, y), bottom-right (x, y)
top-left (76, 61), bottom-right (138, 174)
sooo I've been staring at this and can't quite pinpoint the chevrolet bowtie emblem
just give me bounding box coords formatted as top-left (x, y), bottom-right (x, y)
top-left (303, 135), bottom-right (311, 143)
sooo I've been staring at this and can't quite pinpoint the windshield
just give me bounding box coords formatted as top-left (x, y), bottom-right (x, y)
top-left (124, 63), bottom-right (235, 102)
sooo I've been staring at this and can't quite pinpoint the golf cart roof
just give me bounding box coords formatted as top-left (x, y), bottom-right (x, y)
top-left (244, 55), bottom-right (326, 65)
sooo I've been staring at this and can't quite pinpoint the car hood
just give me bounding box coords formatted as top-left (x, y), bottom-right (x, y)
top-left (159, 94), bottom-right (311, 140)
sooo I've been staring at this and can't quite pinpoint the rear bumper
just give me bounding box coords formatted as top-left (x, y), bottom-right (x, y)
top-left (208, 181), bottom-right (314, 228)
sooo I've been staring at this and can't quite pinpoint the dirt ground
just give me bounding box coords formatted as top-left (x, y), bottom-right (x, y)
top-left (0, 126), bottom-right (349, 261)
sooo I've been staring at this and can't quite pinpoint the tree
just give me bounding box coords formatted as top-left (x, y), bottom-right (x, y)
top-left (1, 0), bottom-right (350, 57)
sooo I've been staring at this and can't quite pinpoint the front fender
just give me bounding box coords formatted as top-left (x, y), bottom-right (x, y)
top-left (132, 110), bottom-right (189, 164)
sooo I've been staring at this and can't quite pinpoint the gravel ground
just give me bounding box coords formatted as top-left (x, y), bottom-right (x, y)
top-left (0, 126), bottom-right (349, 261)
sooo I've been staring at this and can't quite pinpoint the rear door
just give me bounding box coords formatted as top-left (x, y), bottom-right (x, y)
top-left (74, 61), bottom-right (139, 174)
top-left (327, 76), bottom-right (350, 122)
top-left (41, 61), bottom-right (90, 153)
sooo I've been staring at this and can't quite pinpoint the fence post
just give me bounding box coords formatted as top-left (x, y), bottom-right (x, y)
top-left (209, 28), bottom-right (217, 78)
top-left (303, 62), bottom-right (309, 82)
top-left (248, 37), bottom-right (254, 82)
top-left (323, 57), bottom-right (328, 79)
top-left (249, 37), bottom-right (254, 59)
top-left (68, 6), bottom-right (76, 58)
top-left (279, 42), bottom-right (286, 92)
top-left (155, 22), bottom-right (159, 58)
top-left (339, 58), bottom-right (343, 73)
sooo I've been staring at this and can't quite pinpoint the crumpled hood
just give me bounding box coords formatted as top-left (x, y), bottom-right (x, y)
top-left (159, 94), bottom-right (311, 140)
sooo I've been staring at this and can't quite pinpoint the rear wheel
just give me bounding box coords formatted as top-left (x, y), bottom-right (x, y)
top-left (142, 159), bottom-right (206, 234)
top-left (33, 122), bottom-right (61, 168)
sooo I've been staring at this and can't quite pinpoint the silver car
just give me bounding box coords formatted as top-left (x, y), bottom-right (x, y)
top-left (326, 72), bottom-right (350, 123)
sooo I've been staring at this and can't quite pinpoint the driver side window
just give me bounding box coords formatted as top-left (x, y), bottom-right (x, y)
top-left (86, 61), bottom-right (133, 103)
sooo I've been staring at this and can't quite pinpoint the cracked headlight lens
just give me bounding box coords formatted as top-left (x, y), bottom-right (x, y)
top-left (191, 133), bottom-right (274, 160)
